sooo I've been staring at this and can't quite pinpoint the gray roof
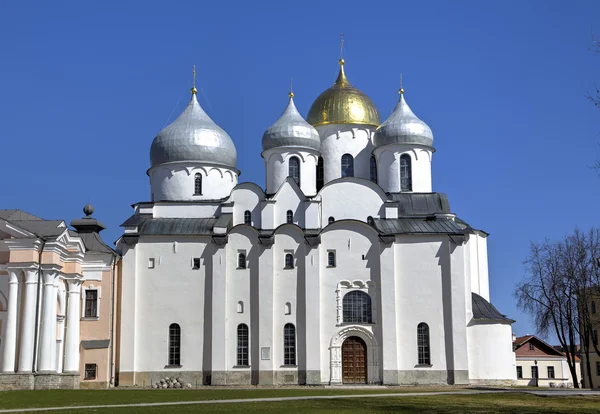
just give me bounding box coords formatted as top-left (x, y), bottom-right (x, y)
top-left (472, 293), bottom-right (514, 324)
top-left (138, 218), bottom-right (218, 236)
top-left (374, 94), bottom-right (433, 148)
top-left (387, 192), bottom-right (450, 216)
top-left (120, 214), bottom-right (152, 227)
top-left (373, 217), bottom-right (469, 235)
top-left (79, 232), bottom-right (115, 255)
top-left (10, 220), bottom-right (66, 237)
top-left (262, 96), bottom-right (321, 152)
top-left (0, 209), bottom-right (43, 221)
top-left (150, 94), bottom-right (237, 169)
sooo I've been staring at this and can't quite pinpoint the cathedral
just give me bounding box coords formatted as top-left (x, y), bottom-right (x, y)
top-left (116, 58), bottom-right (516, 386)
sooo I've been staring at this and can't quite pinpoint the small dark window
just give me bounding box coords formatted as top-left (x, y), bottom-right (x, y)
top-left (367, 216), bottom-right (374, 225)
top-left (400, 154), bottom-right (412, 191)
top-left (417, 323), bottom-right (431, 365)
top-left (289, 156), bottom-right (300, 186)
top-left (286, 210), bottom-right (293, 224)
top-left (316, 157), bottom-right (324, 191)
top-left (592, 301), bottom-right (597, 315)
top-left (285, 253), bottom-right (294, 269)
top-left (594, 330), bottom-right (599, 345)
top-left (169, 323), bottom-right (181, 366)
top-left (84, 364), bottom-right (97, 380)
top-left (596, 361), bottom-right (600, 376)
top-left (194, 173), bottom-right (202, 195)
top-left (328, 251), bottom-right (336, 267)
top-left (84, 290), bottom-right (98, 318)
top-left (343, 291), bottom-right (372, 323)
top-left (238, 253), bottom-right (246, 269)
top-left (341, 154), bottom-right (354, 177)
top-left (547, 366), bottom-right (555, 379)
top-left (284, 323), bottom-right (296, 365)
top-left (244, 210), bottom-right (251, 225)
top-left (192, 258), bottom-right (200, 270)
top-left (328, 216), bottom-right (335, 225)
top-left (531, 366), bottom-right (538, 379)
top-left (516, 366), bottom-right (523, 379)
top-left (529, 343), bottom-right (534, 351)
top-left (370, 156), bottom-right (377, 183)
top-left (237, 324), bottom-right (249, 366)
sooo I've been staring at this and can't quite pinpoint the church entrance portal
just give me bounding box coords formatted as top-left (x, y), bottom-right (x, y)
top-left (341, 336), bottom-right (367, 384)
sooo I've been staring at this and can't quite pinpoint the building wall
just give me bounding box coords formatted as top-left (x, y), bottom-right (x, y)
top-left (374, 145), bottom-right (433, 193)
top-left (515, 358), bottom-right (580, 387)
top-left (468, 324), bottom-right (516, 383)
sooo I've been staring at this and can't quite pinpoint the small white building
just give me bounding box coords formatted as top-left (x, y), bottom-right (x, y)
top-left (116, 58), bottom-right (516, 386)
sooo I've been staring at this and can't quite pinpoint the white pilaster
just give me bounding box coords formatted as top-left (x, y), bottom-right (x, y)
top-left (56, 315), bottom-right (65, 373)
top-left (211, 244), bottom-right (228, 383)
top-left (63, 279), bottom-right (82, 373)
top-left (1, 269), bottom-right (20, 373)
top-left (38, 270), bottom-right (58, 372)
top-left (18, 268), bottom-right (39, 373)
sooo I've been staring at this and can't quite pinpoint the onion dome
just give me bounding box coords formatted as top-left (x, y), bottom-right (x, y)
top-left (262, 92), bottom-right (320, 152)
top-left (150, 90), bottom-right (237, 168)
top-left (374, 89), bottom-right (433, 148)
top-left (307, 59), bottom-right (381, 127)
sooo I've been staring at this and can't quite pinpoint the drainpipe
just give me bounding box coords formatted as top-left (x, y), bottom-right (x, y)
top-left (108, 253), bottom-right (118, 386)
top-left (31, 237), bottom-right (46, 372)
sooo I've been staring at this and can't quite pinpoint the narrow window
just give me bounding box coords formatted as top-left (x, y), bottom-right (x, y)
top-left (516, 366), bottom-right (523, 379)
top-left (328, 251), bottom-right (336, 267)
top-left (547, 366), bottom-right (555, 379)
top-left (400, 154), bottom-right (412, 191)
top-left (289, 156), bottom-right (300, 186)
top-left (286, 210), bottom-right (293, 224)
top-left (284, 302), bottom-right (291, 315)
top-left (370, 156), bottom-right (377, 183)
top-left (84, 290), bottom-right (98, 318)
top-left (283, 323), bottom-right (296, 365)
top-left (192, 258), bottom-right (200, 270)
top-left (238, 253), bottom-right (246, 269)
top-left (148, 258), bottom-right (155, 269)
top-left (316, 157), bottom-right (324, 191)
top-left (592, 301), bottom-right (597, 315)
top-left (342, 291), bottom-right (372, 323)
top-left (244, 210), bottom-right (251, 225)
top-left (417, 323), bottom-right (431, 365)
top-left (596, 361), bottom-right (600, 376)
top-left (237, 324), bottom-right (249, 366)
top-left (285, 253), bottom-right (294, 269)
top-left (367, 216), bottom-right (374, 225)
top-left (594, 330), bottom-right (599, 345)
top-left (341, 154), bottom-right (354, 178)
top-left (237, 301), bottom-right (244, 313)
top-left (528, 343), bottom-right (534, 351)
top-left (194, 173), bottom-right (202, 195)
top-left (328, 216), bottom-right (335, 225)
top-left (84, 364), bottom-right (97, 380)
top-left (169, 323), bottom-right (181, 366)
top-left (531, 366), bottom-right (538, 379)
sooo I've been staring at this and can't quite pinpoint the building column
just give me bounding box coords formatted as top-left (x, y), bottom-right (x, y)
top-left (56, 286), bottom-right (66, 373)
top-left (38, 270), bottom-right (58, 372)
top-left (18, 268), bottom-right (39, 373)
top-left (63, 279), bottom-right (82, 373)
top-left (1, 269), bottom-right (20, 373)
top-left (49, 280), bottom-right (59, 371)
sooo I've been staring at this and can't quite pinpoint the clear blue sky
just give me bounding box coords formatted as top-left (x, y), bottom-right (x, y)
top-left (1, 0), bottom-right (599, 341)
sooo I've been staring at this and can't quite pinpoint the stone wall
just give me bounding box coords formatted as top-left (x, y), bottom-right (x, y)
top-left (0, 372), bottom-right (79, 390)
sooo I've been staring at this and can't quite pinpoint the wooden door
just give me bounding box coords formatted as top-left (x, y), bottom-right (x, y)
top-left (342, 336), bottom-right (367, 384)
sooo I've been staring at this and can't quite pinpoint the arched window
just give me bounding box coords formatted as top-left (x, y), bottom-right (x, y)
top-left (400, 154), bottom-right (412, 191)
top-left (316, 157), bottom-right (324, 191)
top-left (284, 302), bottom-right (292, 315)
top-left (328, 251), bottom-right (336, 267)
top-left (285, 253), bottom-right (294, 269)
top-left (417, 323), bottom-right (431, 365)
top-left (367, 216), bottom-right (374, 226)
top-left (341, 154), bottom-right (354, 178)
top-left (370, 156), bottom-right (377, 183)
top-left (284, 323), bottom-right (296, 365)
top-left (244, 210), bottom-right (251, 225)
top-left (237, 324), bottom-right (249, 366)
top-left (593, 301), bottom-right (597, 315)
top-left (289, 156), bottom-right (300, 186)
top-left (328, 216), bottom-right (335, 225)
top-left (238, 253), bottom-right (246, 269)
top-left (286, 210), bottom-right (293, 224)
top-left (194, 173), bottom-right (202, 195)
top-left (342, 291), bottom-right (372, 323)
top-left (237, 301), bottom-right (244, 313)
top-left (168, 323), bottom-right (181, 366)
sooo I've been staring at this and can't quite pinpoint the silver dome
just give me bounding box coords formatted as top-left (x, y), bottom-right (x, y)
top-left (150, 93), bottom-right (237, 168)
top-left (374, 93), bottom-right (433, 148)
top-left (262, 95), bottom-right (321, 152)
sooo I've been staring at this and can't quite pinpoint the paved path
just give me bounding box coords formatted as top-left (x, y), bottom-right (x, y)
top-left (1, 389), bottom-right (599, 413)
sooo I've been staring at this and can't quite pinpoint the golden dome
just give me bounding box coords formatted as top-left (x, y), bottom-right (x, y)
top-left (307, 59), bottom-right (381, 127)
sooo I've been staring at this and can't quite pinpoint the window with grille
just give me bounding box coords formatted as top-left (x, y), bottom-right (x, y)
top-left (316, 157), bottom-right (324, 191)
top-left (84, 364), bottom-right (97, 380)
top-left (284, 323), bottom-right (296, 365)
top-left (289, 156), bottom-right (300, 186)
top-left (194, 173), bottom-right (202, 195)
top-left (531, 366), bottom-right (538, 379)
top-left (328, 216), bottom-right (335, 225)
top-left (244, 210), bottom-right (251, 225)
top-left (238, 253), bottom-right (246, 269)
top-left (341, 154), bottom-right (354, 177)
top-left (547, 366), bottom-right (555, 379)
top-left (342, 290), bottom-right (372, 323)
top-left (192, 258), bottom-right (200, 270)
top-left (237, 324), bottom-right (249, 366)
top-left (417, 323), bottom-right (431, 365)
top-left (84, 290), bottom-right (98, 318)
top-left (286, 210), bottom-right (293, 224)
top-left (400, 154), bottom-right (412, 191)
top-left (168, 323), bottom-right (181, 366)
top-left (328, 251), bottom-right (336, 267)
top-left (529, 343), bottom-right (534, 351)
top-left (370, 156), bottom-right (377, 183)
top-left (285, 253), bottom-right (294, 269)
top-left (516, 366), bottom-right (523, 379)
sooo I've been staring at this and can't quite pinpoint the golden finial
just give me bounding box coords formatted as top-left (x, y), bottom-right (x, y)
top-left (399, 73), bottom-right (404, 95)
top-left (289, 78), bottom-right (294, 98)
top-left (191, 65), bottom-right (198, 95)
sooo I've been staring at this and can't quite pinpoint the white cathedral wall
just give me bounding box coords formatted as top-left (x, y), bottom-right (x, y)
top-left (467, 323), bottom-right (516, 384)
top-left (272, 184), bottom-right (305, 228)
top-left (374, 146), bottom-right (433, 193)
top-left (263, 149), bottom-right (319, 196)
top-left (153, 203), bottom-right (219, 219)
top-left (319, 180), bottom-right (386, 224)
top-left (230, 185), bottom-right (264, 227)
